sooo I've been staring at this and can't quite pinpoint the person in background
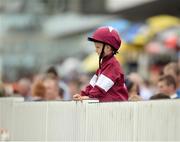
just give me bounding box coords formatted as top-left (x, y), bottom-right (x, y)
top-left (150, 93), bottom-right (170, 100)
top-left (67, 78), bottom-right (81, 99)
top-left (125, 78), bottom-right (142, 101)
top-left (31, 73), bottom-right (62, 101)
top-left (46, 66), bottom-right (71, 100)
top-left (157, 75), bottom-right (179, 99)
top-left (73, 26), bottom-right (128, 102)
top-left (42, 74), bottom-right (62, 101)
top-left (17, 78), bottom-right (32, 101)
top-left (31, 79), bottom-right (46, 101)
top-left (163, 62), bottom-right (180, 97)
top-left (128, 72), bottom-right (153, 100)
top-left (163, 62), bottom-right (178, 79)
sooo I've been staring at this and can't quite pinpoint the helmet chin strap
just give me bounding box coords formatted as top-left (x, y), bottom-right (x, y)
top-left (99, 43), bottom-right (105, 69)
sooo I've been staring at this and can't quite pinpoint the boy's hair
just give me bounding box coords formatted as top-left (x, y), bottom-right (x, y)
top-left (46, 66), bottom-right (58, 78)
top-left (125, 78), bottom-right (140, 95)
top-left (158, 75), bottom-right (176, 89)
top-left (150, 93), bottom-right (170, 100)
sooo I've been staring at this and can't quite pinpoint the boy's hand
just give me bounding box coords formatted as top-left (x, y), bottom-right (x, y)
top-left (73, 94), bottom-right (90, 101)
top-left (128, 95), bottom-right (142, 101)
top-left (73, 94), bottom-right (81, 101)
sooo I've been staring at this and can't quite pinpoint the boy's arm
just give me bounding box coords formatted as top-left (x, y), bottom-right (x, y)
top-left (80, 73), bottom-right (98, 96)
top-left (88, 63), bottom-right (119, 98)
top-left (81, 85), bottom-right (92, 96)
top-left (88, 74), bottom-right (114, 98)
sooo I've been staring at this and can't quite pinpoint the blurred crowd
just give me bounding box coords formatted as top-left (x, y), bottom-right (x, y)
top-left (0, 65), bottom-right (89, 101)
top-left (126, 61), bottom-right (180, 101)
top-left (0, 0), bottom-right (180, 102)
top-left (0, 60), bottom-right (179, 102)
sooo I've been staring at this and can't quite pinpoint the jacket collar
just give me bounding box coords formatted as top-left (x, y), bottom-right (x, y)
top-left (170, 93), bottom-right (178, 99)
top-left (101, 54), bottom-right (114, 64)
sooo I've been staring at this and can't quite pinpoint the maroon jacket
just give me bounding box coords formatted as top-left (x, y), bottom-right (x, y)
top-left (81, 55), bottom-right (128, 102)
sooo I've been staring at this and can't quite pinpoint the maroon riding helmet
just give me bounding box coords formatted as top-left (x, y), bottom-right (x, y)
top-left (88, 26), bottom-right (121, 51)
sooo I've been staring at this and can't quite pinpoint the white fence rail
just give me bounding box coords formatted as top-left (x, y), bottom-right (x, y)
top-left (0, 97), bottom-right (180, 141)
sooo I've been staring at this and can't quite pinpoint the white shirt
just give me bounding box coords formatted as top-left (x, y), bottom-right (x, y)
top-left (170, 93), bottom-right (178, 99)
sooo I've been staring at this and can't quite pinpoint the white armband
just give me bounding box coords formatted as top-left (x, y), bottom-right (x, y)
top-left (89, 75), bottom-right (97, 87)
top-left (95, 74), bottom-right (114, 92)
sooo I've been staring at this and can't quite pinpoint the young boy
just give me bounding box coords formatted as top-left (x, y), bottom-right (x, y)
top-left (73, 26), bottom-right (128, 102)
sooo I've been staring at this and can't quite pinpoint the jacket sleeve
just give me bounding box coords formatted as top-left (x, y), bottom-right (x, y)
top-left (81, 85), bottom-right (92, 96)
top-left (80, 73), bottom-right (98, 96)
top-left (81, 84), bottom-right (105, 98)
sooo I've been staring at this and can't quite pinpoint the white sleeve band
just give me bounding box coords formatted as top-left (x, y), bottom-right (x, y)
top-left (95, 74), bottom-right (114, 92)
top-left (89, 75), bottom-right (97, 87)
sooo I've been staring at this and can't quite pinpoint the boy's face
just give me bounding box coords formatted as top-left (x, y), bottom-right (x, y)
top-left (43, 78), bottom-right (59, 100)
top-left (157, 80), bottom-right (171, 96)
top-left (94, 42), bottom-right (112, 56)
